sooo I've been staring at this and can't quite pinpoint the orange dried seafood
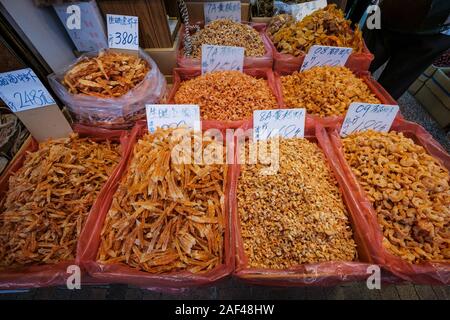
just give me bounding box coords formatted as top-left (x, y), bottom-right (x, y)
top-left (97, 128), bottom-right (227, 274)
top-left (281, 66), bottom-right (380, 117)
top-left (342, 130), bottom-right (450, 263)
top-left (0, 135), bottom-right (121, 269)
top-left (174, 71), bottom-right (278, 121)
top-left (272, 5), bottom-right (364, 56)
top-left (63, 50), bottom-right (150, 98)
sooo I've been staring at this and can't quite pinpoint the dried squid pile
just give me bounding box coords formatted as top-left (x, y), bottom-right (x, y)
top-left (63, 50), bottom-right (150, 98)
top-left (97, 129), bottom-right (227, 274)
top-left (0, 135), bottom-right (121, 269)
top-left (237, 138), bottom-right (357, 269)
top-left (272, 5), bottom-right (364, 56)
top-left (342, 131), bottom-right (450, 263)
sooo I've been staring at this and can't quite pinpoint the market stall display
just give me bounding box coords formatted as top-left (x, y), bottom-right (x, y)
top-left (177, 19), bottom-right (273, 69)
top-left (0, 126), bottom-right (126, 289)
top-left (49, 49), bottom-right (166, 129)
top-left (329, 119), bottom-right (450, 284)
top-left (267, 14), bottom-right (295, 37)
top-left (170, 69), bottom-right (281, 124)
top-left (280, 66), bottom-right (381, 117)
top-left (79, 122), bottom-right (234, 288)
top-left (269, 5), bottom-right (373, 74)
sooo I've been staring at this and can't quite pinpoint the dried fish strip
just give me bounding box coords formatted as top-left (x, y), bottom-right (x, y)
top-left (97, 129), bottom-right (227, 274)
top-left (342, 130), bottom-right (450, 264)
top-left (63, 50), bottom-right (150, 98)
top-left (0, 135), bottom-right (121, 269)
top-left (237, 138), bottom-right (357, 269)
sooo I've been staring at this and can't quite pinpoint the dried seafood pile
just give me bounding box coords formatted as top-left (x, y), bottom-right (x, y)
top-left (174, 71), bottom-right (278, 121)
top-left (62, 50), bottom-right (150, 98)
top-left (281, 66), bottom-right (380, 117)
top-left (272, 5), bottom-right (364, 56)
top-left (342, 131), bottom-right (450, 263)
top-left (0, 135), bottom-right (121, 269)
top-left (237, 138), bottom-right (357, 269)
top-left (98, 129), bottom-right (227, 274)
top-left (187, 19), bottom-right (266, 58)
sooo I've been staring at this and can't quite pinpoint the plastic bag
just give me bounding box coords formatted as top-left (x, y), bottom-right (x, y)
top-left (0, 125), bottom-right (129, 290)
top-left (48, 49), bottom-right (166, 130)
top-left (168, 67), bottom-right (284, 129)
top-left (275, 70), bottom-right (400, 127)
top-left (177, 22), bottom-right (273, 69)
top-left (230, 117), bottom-right (378, 286)
top-left (268, 32), bottom-right (374, 75)
top-left (78, 120), bottom-right (235, 290)
top-left (328, 118), bottom-right (450, 285)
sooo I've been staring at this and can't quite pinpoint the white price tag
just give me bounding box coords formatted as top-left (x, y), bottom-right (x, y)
top-left (291, 0), bottom-right (327, 21)
top-left (146, 104), bottom-right (201, 133)
top-left (201, 45), bottom-right (244, 74)
top-left (340, 103), bottom-right (399, 137)
top-left (107, 14), bottom-right (139, 50)
top-left (253, 109), bottom-right (306, 141)
top-left (0, 68), bottom-right (56, 112)
top-left (301, 45), bottom-right (352, 71)
top-left (204, 1), bottom-right (241, 24)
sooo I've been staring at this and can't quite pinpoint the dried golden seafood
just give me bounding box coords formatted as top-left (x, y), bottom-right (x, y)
top-left (97, 128), bottom-right (227, 274)
top-left (272, 5), bottom-right (364, 56)
top-left (174, 71), bottom-right (278, 121)
top-left (188, 19), bottom-right (265, 58)
top-left (63, 50), bottom-right (150, 98)
top-left (267, 14), bottom-right (295, 36)
top-left (237, 138), bottom-right (357, 269)
top-left (342, 130), bottom-right (450, 263)
top-left (281, 66), bottom-right (380, 117)
top-left (0, 135), bottom-right (121, 269)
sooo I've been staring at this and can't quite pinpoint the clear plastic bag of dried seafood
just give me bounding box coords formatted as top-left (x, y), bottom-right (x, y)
top-left (78, 121), bottom-right (234, 290)
top-left (48, 48), bottom-right (166, 130)
top-left (328, 118), bottom-right (450, 285)
top-left (230, 117), bottom-right (379, 286)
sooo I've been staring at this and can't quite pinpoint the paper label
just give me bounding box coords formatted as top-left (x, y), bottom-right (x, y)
top-left (340, 103), bottom-right (399, 137)
top-left (291, 0), bottom-right (327, 21)
top-left (201, 45), bottom-right (244, 74)
top-left (0, 68), bottom-right (56, 112)
top-left (301, 45), bottom-right (352, 71)
top-left (253, 109), bottom-right (306, 140)
top-left (204, 1), bottom-right (241, 24)
top-left (146, 105), bottom-right (201, 132)
top-left (107, 14), bottom-right (139, 50)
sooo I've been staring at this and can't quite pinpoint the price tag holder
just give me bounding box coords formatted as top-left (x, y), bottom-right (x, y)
top-left (0, 68), bottom-right (73, 142)
top-left (146, 104), bottom-right (201, 133)
top-left (253, 108), bottom-right (306, 141)
top-left (107, 14), bottom-right (139, 51)
top-left (201, 45), bottom-right (244, 74)
top-left (301, 45), bottom-right (352, 71)
top-left (291, 0), bottom-right (327, 21)
top-left (340, 103), bottom-right (399, 137)
top-left (204, 1), bottom-right (241, 24)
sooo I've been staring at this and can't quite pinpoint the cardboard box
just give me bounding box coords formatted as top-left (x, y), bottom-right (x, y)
top-left (186, 2), bottom-right (250, 22)
top-left (415, 68), bottom-right (450, 129)
top-left (408, 65), bottom-right (438, 95)
top-left (144, 33), bottom-right (180, 76)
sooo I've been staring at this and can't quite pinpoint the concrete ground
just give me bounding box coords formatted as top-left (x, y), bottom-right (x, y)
top-left (0, 91), bottom-right (449, 300)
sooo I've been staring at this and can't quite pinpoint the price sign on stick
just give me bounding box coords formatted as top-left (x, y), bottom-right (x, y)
top-left (340, 103), bottom-right (399, 137)
top-left (204, 1), bottom-right (241, 24)
top-left (291, 0), bottom-right (328, 21)
top-left (253, 109), bottom-right (306, 141)
top-left (107, 14), bottom-right (139, 51)
top-left (301, 45), bottom-right (352, 71)
top-left (146, 104), bottom-right (201, 133)
top-left (201, 45), bottom-right (244, 74)
top-left (0, 68), bottom-right (73, 142)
